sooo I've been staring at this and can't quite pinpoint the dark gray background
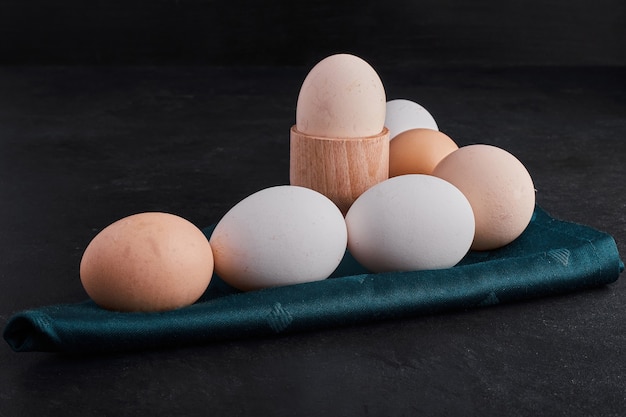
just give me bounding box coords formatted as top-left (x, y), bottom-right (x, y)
top-left (1, 0), bottom-right (625, 67)
top-left (1, 1), bottom-right (625, 417)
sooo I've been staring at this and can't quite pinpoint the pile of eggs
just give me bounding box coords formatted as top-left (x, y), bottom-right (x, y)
top-left (79, 53), bottom-right (535, 313)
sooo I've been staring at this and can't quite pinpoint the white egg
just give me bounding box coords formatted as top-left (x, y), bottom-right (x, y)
top-left (345, 174), bottom-right (475, 273)
top-left (385, 99), bottom-right (438, 140)
top-left (209, 185), bottom-right (347, 291)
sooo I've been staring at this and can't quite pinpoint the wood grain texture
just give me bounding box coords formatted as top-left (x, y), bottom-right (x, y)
top-left (290, 125), bottom-right (389, 214)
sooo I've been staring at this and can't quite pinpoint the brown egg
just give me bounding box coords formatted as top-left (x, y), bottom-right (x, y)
top-left (79, 212), bottom-right (214, 312)
top-left (432, 144), bottom-right (535, 251)
top-left (389, 128), bottom-right (458, 177)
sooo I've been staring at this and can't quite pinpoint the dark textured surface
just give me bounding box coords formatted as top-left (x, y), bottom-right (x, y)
top-left (1, 66), bottom-right (626, 416)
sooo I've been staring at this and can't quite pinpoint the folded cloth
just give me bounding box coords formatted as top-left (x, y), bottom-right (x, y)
top-left (3, 206), bottom-right (623, 353)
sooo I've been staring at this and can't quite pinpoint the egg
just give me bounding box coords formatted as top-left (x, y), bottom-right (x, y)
top-left (388, 128), bottom-right (458, 177)
top-left (79, 212), bottom-right (214, 312)
top-left (345, 174), bottom-right (475, 273)
top-left (385, 99), bottom-right (439, 140)
top-left (209, 185), bottom-right (347, 291)
top-left (295, 53), bottom-right (386, 138)
top-left (432, 144), bottom-right (536, 251)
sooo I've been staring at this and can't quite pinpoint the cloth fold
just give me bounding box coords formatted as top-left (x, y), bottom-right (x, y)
top-left (3, 206), bottom-right (623, 353)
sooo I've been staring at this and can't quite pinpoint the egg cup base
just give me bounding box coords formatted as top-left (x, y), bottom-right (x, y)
top-left (289, 125), bottom-right (390, 214)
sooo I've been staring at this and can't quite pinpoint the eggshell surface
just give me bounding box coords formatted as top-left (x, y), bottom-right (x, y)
top-left (345, 175), bottom-right (475, 273)
top-left (296, 54), bottom-right (386, 138)
top-left (389, 128), bottom-right (458, 176)
top-left (80, 212), bottom-right (214, 312)
top-left (432, 144), bottom-right (535, 251)
top-left (385, 99), bottom-right (439, 140)
top-left (209, 185), bottom-right (347, 291)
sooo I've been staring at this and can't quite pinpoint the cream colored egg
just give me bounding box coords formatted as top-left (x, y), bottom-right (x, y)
top-left (295, 53), bottom-right (386, 138)
top-left (209, 185), bottom-right (347, 291)
top-left (79, 212), bottom-right (214, 312)
top-left (345, 174), bottom-right (475, 273)
top-left (432, 144), bottom-right (536, 251)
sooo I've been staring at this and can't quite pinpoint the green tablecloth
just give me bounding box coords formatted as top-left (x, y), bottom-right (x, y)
top-left (4, 206), bottom-right (623, 353)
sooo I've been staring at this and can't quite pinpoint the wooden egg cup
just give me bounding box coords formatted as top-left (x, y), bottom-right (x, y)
top-left (289, 125), bottom-right (390, 215)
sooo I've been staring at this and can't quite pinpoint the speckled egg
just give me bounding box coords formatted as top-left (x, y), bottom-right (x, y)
top-left (432, 144), bottom-right (536, 250)
top-left (80, 212), bottom-right (214, 312)
top-left (295, 53), bottom-right (386, 138)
